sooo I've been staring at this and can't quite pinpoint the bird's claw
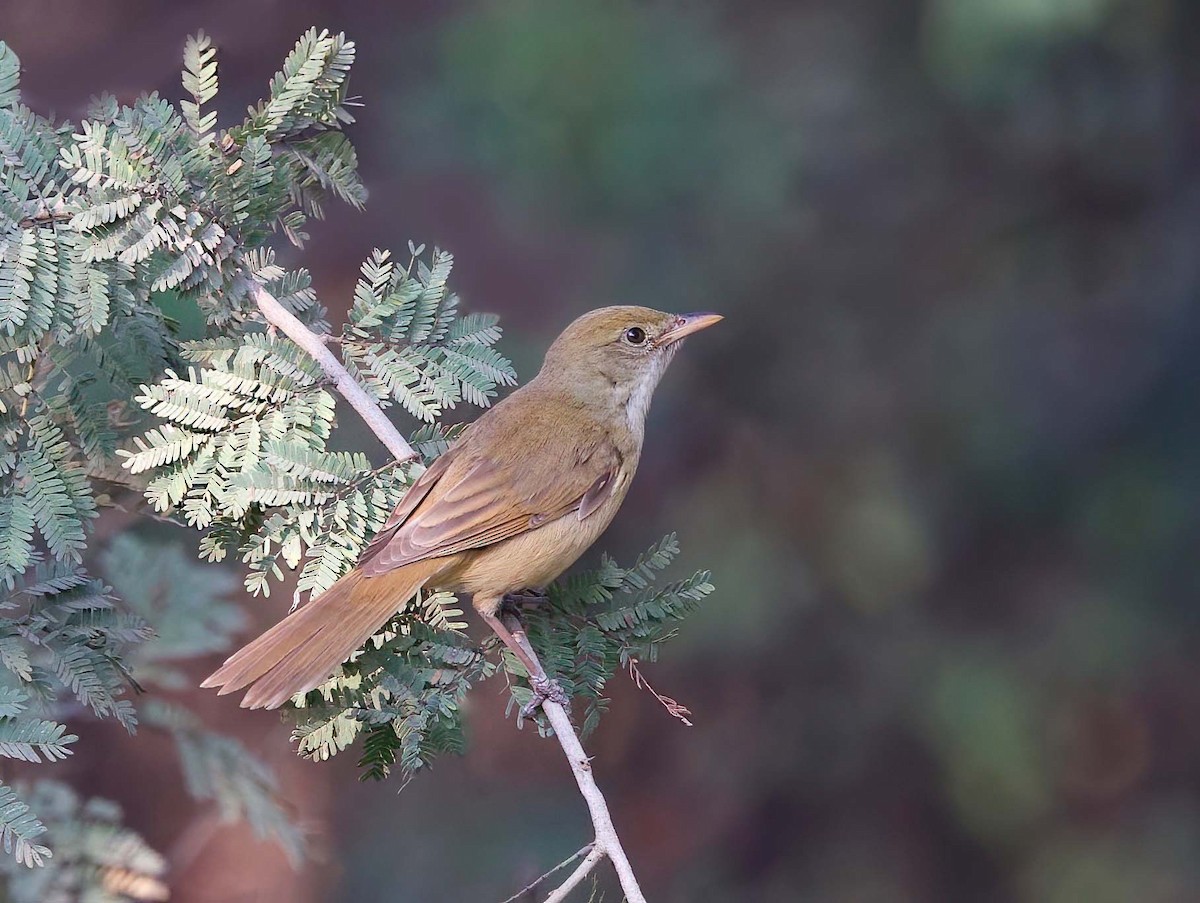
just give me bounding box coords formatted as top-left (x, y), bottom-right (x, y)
top-left (518, 674), bottom-right (570, 724)
top-left (500, 589), bottom-right (548, 617)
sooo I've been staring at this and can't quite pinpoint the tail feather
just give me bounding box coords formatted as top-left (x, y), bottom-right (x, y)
top-left (202, 559), bottom-right (444, 709)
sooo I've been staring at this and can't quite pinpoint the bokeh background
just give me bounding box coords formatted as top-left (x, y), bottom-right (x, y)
top-left (4, 0), bottom-right (1200, 900)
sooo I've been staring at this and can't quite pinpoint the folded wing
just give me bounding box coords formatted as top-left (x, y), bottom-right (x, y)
top-left (361, 418), bottom-right (620, 576)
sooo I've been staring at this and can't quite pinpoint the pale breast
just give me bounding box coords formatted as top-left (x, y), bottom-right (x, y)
top-left (449, 465), bottom-right (633, 601)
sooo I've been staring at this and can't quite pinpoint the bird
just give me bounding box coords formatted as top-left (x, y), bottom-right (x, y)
top-left (201, 305), bottom-right (722, 710)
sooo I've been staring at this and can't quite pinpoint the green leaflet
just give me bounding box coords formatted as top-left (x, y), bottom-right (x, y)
top-left (520, 534), bottom-right (716, 739)
top-left (141, 701), bottom-right (304, 863)
top-left (0, 29), bottom-right (405, 874)
top-left (291, 534), bottom-right (714, 779)
top-left (0, 782), bottom-right (49, 869)
top-left (0, 24), bottom-right (715, 869)
top-left (291, 617), bottom-right (495, 782)
top-left (342, 246), bottom-right (516, 420)
top-left (181, 31), bottom-right (219, 141)
top-left (0, 781), bottom-right (164, 897)
top-left (0, 717), bottom-right (76, 764)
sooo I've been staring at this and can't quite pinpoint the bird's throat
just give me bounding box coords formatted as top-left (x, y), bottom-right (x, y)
top-left (621, 352), bottom-right (671, 438)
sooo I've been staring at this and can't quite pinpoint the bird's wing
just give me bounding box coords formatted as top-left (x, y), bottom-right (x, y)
top-left (359, 424), bottom-right (620, 576)
top-left (358, 444), bottom-right (462, 564)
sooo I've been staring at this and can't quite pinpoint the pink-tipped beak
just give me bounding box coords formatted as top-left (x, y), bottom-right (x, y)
top-left (658, 312), bottom-right (724, 346)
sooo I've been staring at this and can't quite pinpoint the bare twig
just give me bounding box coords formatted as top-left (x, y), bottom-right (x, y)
top-left (627, 657), bottom-right (694, 727)
top-left (542, 845), bottom-right (605, 903)
top-left (500, 844), bottom-right (595, 903)
top-left (503, 614), bottom-right (648, 903)
top-left (245, 281), bottom-right (417, 463)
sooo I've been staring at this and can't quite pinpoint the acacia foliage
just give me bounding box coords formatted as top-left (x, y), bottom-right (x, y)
top-left (0, 28), bottom-right (713, 893)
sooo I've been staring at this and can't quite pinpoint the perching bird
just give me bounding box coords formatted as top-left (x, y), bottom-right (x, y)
top-left (202, 306), bottom-right (722, 709)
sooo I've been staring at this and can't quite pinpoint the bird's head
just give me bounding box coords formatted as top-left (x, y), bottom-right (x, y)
top-left (539, 306), bottom-right (722, 426)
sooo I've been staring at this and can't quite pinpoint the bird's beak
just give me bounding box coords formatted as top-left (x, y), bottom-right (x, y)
top-left (658, 312), bottom-right (724, 347)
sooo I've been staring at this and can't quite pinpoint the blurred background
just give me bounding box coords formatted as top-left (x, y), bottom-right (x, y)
top-left (4, 0), bottom-right (1200, 900)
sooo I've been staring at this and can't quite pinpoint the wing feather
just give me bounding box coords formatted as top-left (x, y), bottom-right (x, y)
top-left (360, 411), bottom-right (620, 576)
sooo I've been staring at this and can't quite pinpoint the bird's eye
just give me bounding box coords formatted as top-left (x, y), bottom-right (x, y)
top-left (623, 327), bottom-right (647, 346)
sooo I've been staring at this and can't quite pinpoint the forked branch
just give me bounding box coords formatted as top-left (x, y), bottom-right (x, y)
top-left (500, 843), bottom-right (597, 903)
top-left (503, 613), bottom-right (647, 903)
top-left (543, 845), bottom-right (605, 902)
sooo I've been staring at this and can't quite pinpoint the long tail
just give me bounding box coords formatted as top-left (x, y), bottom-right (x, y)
top-left (201, 559), bottom-right (444, 710)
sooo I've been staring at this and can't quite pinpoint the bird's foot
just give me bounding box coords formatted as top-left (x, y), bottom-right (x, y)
top-left (501, 589), bottom-right (548, 617)
top-left (519, 673), bottom-right (570, 724)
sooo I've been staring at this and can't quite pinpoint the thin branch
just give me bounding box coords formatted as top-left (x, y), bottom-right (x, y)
top-left (542, 845), bottom-right (605, 903)
top-left (503, 614), bottom-right (647, 903)
top-left (500, 843), bottom-right (594, 903)
top-left (245, 281), bottom-right (417, 463)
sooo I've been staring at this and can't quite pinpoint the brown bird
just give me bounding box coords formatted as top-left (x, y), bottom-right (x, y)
top-left (202, 306), bottom-right (722, 709)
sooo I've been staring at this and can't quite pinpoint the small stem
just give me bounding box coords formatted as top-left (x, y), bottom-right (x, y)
top-left (246, 281), bottom-right (417, 463)
top-left (542, 845), bottom-right (605, 903)
top-left (627, 657), bottom-right (694, 726)
top-left (500, 843), bottom-right (595, 903)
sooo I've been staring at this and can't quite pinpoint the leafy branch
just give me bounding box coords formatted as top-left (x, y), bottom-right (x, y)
top-left (0, 27), bottom-right (715, 902)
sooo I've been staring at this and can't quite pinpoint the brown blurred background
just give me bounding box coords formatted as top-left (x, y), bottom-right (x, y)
top-left (5, 0), bottom-right (1200, 900)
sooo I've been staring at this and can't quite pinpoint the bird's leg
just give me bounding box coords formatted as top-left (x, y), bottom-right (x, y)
top-left (506, 615), bottom-right (570, 710)
top-left (479, 608), bottom-right (541, 675)
top-left (479, 607), bottom-right (569, 722)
